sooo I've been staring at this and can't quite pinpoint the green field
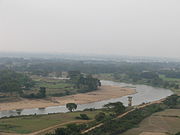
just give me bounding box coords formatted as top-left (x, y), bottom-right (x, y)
top-left (0, 110), bottom-right (101, 134)
top-left (121, 109), bottom-right (180, 135)
top-left (0, 76), bottom-right (77, 102)
top-left (30, 76), bottom-right (78, 97)
top-left (93, 73), bottom-right (114, 81)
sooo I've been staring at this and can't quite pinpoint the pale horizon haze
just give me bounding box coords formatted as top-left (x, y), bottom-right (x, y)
top-left (0, 0), bottom-right (180, 58)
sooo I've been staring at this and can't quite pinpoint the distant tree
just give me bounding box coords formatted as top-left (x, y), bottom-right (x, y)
top-left (38, 87), bottom-right (46, 97)
top-left (75, 74), bottom-right (101, 91)
top-left (164, 94), bottom-right (179, 108)
top-left (66, 103), bottom-right (77, 112)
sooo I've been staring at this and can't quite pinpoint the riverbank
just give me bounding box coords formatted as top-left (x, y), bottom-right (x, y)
top-left (0, 85), bottom-right (136, 111)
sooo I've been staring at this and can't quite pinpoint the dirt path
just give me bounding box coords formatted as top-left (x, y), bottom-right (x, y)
top-left (0, 99), bottom-right (166, 135)
top-left (139, 132), bottom-right (167, 135)
top-left (81, 98), bottom-right (166, 134)
top-left (0, 120), bottom-right (91, 135)
top-left (29, 120), bottom-right (91, 135)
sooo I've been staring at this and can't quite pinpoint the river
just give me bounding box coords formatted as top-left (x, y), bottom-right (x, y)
top-left (0, 80), bottom-right (173, 118)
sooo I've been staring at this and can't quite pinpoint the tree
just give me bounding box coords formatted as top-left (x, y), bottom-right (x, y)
top-left (66, 103), bottom-right (77, 112)
top-left (74, 74), bottom-right (101, 92)
top-left (38, 87), bottom-right (46, 98)
top-left (104, 102), bottom-right (125, 114)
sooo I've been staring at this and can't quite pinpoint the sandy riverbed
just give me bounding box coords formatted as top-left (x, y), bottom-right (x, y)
top-left (0, 85), bottom-right (136, 111)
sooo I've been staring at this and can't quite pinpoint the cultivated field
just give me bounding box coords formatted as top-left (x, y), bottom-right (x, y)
top-left (0, 110), bottom-right (101, 134)
top-left (121, 109), bottom-right (180, 135)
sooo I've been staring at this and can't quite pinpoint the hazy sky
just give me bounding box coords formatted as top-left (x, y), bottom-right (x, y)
top-left (0, 0), bottom-right (180, 58)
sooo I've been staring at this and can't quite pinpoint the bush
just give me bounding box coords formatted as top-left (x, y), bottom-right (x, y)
top-left (80, 114), bottom-right (90, 120)
top-left (95, 112), bottom-right (106, 122)
top-left (83, 108), bottom-right (96, 111)
top-left (76, 114), bottom-right (90, 120)
top-left (21, 87), bottom-right (46, 99)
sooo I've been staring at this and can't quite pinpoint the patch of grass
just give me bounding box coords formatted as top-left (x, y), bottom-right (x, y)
top-left (159, 75), bottom-right (180, 83)
top-left (0, 111), bottom-right (101, 134)
top-left (28, 76), bottom-right (79, 97)
top-left (93, 73), bottom-right (114, 81)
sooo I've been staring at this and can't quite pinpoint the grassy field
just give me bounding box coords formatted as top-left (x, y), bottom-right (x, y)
top-left (0, 110), bottom-right (101, 134)
top-left (0, 76), bottom-right (77, 102)
top-left (120, 109), bottom-right (180, 135)
top-left (30, 76), bottom-right (78, 97)
top-left (93, 73), bottom-right (114, 81)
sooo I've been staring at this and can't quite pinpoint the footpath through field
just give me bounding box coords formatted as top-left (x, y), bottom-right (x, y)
top-left (0, 99), bottom-right (165, 135)
top-left (81, 98), bottom-right (165, 134)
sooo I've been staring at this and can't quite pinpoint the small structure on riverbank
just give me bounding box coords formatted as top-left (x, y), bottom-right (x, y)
top-left (128, 96), bottom-right (133, 106)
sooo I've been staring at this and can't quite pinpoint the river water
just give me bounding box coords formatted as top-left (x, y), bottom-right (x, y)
top-left (0, 80), bottom-right (173, 118)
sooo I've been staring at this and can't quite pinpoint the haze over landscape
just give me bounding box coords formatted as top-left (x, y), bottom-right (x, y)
top-left (0, 1), bottom-right (180, 135)
top-left (0, 0), bottom-right (180, 58)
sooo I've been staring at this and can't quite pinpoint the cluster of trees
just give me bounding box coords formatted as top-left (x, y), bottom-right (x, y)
top-left (46, 123), bottom-right (86, 135)
top-left (21, 87), bottom-right (46, 99)
top-left (113, 71), bottom-right (179, 89)
top-left (163, 94), bottom-right (180, 108)
top-left (68, 71), bottom-right (101, 92)
top-left (0, 70), bottom-right (34, 93)
top-left (104, 102), bottom-right (126, 115)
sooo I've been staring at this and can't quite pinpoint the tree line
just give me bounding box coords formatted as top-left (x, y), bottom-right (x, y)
top-left (113, 71), bottom-right (179, 89)
top-left (68, 71), bottom-right (101, 93)
top-left (0, 70), bottom-right (34, 93)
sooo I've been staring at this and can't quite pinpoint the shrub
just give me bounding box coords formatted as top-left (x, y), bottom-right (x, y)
top-left (95, 112), bottom-right (106, 121)
top-left (80, 114), bottom-right (90, 120)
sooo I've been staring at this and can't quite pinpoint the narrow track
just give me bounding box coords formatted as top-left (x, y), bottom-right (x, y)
top-left (81, 98), bottom-right (166, 134)
top-left (1, 98), bottom-right (166, 135)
